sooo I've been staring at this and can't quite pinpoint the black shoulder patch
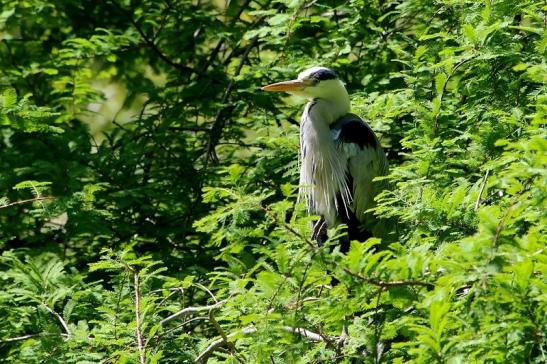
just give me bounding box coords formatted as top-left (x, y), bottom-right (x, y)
top-left (330, 113), bottom-right (378, 149)
top-left (309, 68), bottom-right (338, 81)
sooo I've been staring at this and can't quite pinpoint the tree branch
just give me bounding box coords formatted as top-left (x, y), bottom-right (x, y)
top-left (195, 325), bottom-right (336, 363)
top-left (209, 311), bottom-right (245, 363)
top-left (204, 35), bottom-right (260, 166)
top-left (474, 169), bottom-right (490, 211)
top-left (160, 300), bottom-right (226, 326)
top-left (0, 196), bottom-right (55, 209)
top-left (0, 333), bottom-right (68, 344)
top-left (262, 206), bottom-right (318, 250)
top-left (133, 272), bottom-right (146, 364)
top-left (195, 326), bottom-right (257, 363)
top-left (199, 0), bottom-right (253, 76)
top-left (109, 0), bottom-right (205, 77)
top-left (282, 326), bottom-right (329, 342)
top-left (433, 56), bottom-right (476, 131)
top-left (42, 303), bottom-right (71, 339)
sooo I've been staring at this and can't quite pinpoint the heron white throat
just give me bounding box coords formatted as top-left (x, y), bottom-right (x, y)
top-left (262, 67), bottom-right (388, 250)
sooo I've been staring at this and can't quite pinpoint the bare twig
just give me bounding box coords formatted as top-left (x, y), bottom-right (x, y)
top-left (133, 272), bottom-right (146, 364)
top-left (165, 316), bottom-right (208, 334)
top-left (42, 304), bottom-right (71, 340)
top-left (113, 271), bottom-right (130, 340)
top-left (282, 326), bottom-right (329, 342)
top-left (195, 324), bottom-right (337, 363)
top-left (263, 206), bottom-right (317, 250)
top-left (155, 288), bottom-right (182, 309)
top-left (492, 206), bottom-right (510, 247)
top-left (209, 312), bottom-right (245, 363)
top-left (146, 316), bottom-right (208, 348)
top-left (281, 219), bottom-right (318, 250)
top-left (152, 1), bottom-right (173, 42)
top-left (343, 268), bottom-right (434, 288)
top-left (474, 169), bottom-right (490, 211)
top-left (160, 300), bottom-right (226, 326)
top-left (194, 282), bottom-right (219, 303)
top-left (199, 0), bottom-right (252, 76)
top-left (200, 39), bottom-right (226, 76)
top-left (373, 288), bottom-right (384, 363)
top-left (0, 196), bottom-right (55, 209)
top-left (195, 326), bottom-right (257, 363)
top-left (109, 0), bottom-right (205, 77)
top-left (0, 334), bottom-right (41, 343)
top-left (168, 126), bottom-right (210, 132)
top-left (433, 56), bottom-right (476, 131)
top-left (0, 333), bottom-right (68, 343)
top-left (204, 35), bottom-right (260, 165)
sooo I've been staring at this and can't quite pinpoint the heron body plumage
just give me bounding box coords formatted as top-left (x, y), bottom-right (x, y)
top-left (301, 101), bottom-right (388, 238)
top-left (299, 97), bottom-right (352, 227)
top-left (262, 67), bottom-right (388, 249)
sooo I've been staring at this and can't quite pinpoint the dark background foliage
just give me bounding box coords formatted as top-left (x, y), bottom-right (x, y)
top-left (0, 0), bottom-right (545, 362)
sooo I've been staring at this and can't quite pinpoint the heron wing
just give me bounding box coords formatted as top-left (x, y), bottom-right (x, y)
top-left (330, 113), bottom-right (378, 152)
top-left (330, 114), bottom-right (388, 224)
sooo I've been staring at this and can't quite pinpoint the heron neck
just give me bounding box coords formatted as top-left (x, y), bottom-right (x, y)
top-left (307, 95), bottom-right (350, 126)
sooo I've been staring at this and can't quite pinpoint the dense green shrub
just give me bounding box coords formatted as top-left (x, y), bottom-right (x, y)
top-left (0, 0), bottom-right (545, 362)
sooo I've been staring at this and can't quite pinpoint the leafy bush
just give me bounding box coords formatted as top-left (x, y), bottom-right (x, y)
top-left (0, 0), bottom-right (545, 362)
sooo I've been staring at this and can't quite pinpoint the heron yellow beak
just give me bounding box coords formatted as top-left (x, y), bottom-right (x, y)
top-left (261, 79), bottom-right (305, 92)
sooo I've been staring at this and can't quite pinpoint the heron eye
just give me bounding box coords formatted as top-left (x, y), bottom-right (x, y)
top-left (307, 78), bottom-right (319, 86)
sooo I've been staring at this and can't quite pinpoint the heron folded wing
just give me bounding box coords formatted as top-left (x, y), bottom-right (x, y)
top-left (330, 113), bottom-right (378, 151)
top-left (330, 113), bottom-right (388, 227)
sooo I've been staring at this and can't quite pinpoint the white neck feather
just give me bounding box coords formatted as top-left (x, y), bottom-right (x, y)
top-left (298, 97), bottom-right (352, 225)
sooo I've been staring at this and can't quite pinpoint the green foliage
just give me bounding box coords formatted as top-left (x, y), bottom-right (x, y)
top-left (0, 0), bottom-right (545, 363)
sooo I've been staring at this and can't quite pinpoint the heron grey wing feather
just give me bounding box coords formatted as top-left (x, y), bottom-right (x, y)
top-left (330, 114), bottom-right (388, 223)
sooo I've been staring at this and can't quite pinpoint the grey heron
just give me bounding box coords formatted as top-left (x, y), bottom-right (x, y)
top-left (262, 66), bottom-right (388, 252)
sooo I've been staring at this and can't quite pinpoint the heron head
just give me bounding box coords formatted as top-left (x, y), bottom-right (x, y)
top-left (261, 66), bottom-right (348, 101)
